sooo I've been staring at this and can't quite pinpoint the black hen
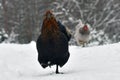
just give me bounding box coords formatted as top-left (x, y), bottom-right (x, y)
top-left (36, 10), bottom-right (71, 74)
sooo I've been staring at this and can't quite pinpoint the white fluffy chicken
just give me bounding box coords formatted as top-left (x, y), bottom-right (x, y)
top-left (74, 20), bottom-right (90, 47)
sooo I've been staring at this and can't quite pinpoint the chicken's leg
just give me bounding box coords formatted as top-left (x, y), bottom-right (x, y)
top-left (56, 64), bottom-right (59, 74)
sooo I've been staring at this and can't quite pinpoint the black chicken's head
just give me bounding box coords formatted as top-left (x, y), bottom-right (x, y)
top-left (44, 10), bottom-right (54, 20)
top-left (41, 10), bottom-right (60, 40)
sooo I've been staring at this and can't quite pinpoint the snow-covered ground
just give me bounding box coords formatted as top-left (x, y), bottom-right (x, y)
top-left (0, 42), bottom-right (120, 80)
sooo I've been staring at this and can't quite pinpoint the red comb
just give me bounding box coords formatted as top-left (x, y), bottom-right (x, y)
top-left (83, 25), bottom-right (88, 31)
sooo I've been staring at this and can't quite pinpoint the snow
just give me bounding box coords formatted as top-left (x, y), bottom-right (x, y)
top-left (0, 42), bottom-right (120, 80)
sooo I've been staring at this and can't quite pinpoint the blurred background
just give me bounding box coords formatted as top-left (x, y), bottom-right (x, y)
top-left (0, 0), bottom-right (120, 46)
